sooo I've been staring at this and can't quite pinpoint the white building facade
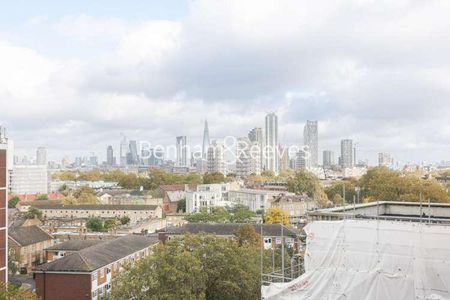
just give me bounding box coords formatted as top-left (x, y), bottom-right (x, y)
top-left (10, 165), bottom-right (48, 194)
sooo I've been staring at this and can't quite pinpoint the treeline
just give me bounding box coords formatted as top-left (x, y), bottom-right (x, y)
top-left (288, 167), bottom-right (450, 206)
top-left (52, 169), bottom-right (233, 190)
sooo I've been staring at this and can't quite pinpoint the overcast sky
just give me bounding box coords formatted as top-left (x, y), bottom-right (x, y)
top-left (1, 0), bottom-right (449, 165)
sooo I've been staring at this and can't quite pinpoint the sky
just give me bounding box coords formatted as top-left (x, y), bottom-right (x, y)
top-left (1, 0), bottom-right (449, 165)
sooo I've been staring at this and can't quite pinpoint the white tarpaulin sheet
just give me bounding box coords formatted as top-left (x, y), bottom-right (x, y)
top-left (263, 219), bottom-right (450, 300)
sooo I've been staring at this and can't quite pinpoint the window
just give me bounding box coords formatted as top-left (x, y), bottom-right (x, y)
top-left (106, 267), bottom-right (111, 274)
top-left (92, 290), bottom-right (97, 297)
top-left (92, 272), bottom-right (97, 281)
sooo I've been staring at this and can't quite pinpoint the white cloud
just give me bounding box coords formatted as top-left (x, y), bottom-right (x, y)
top-left (1, 0), bottom-right (450, 163)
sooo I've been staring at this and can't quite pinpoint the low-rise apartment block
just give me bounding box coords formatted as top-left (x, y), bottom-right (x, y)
top-left (34, 235), bottom-right (158, 300)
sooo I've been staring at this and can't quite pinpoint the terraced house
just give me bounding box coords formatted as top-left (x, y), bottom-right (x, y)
top-left (34, 235), bottom-right (159, 300)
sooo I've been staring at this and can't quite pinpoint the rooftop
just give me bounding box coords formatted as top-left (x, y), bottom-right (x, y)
top-left (310, 201), bottom-right (450, 223)
top-left (35, 235), bottom-right (159, 273)
top-left (45, 240), bottom-right (104, 251)
top-left (165, 223), bottom-right (298, 238)
top-left (9, 225), bottom-right (53, 246)
top-left (34, 204), bottom-right (159, 211)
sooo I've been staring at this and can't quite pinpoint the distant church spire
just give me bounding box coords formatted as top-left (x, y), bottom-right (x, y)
top-left (202, 119), bottom-right (210, 159)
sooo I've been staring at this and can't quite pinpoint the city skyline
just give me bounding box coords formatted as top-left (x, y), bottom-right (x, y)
top-left (1, 1), bottom-right (450, 165)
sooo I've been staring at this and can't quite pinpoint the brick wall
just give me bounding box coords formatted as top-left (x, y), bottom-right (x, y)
top-left (35, 273), bottom-right (92, 300)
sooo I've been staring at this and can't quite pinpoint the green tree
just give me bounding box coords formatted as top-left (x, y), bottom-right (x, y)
top-left (120, 215), bottom-right (130, 225)
top-left (112, 234), bottom-right (260, 300)
top-left (36, 194), bottom-right (49, 200)
top-left (177, 198), bottom-right (186, 213)
top-left (203, 172), bottom-right (226, 184)
top-left (230, 205), bottom-right (255, 223)
top-left (265, 207), bottom-right (289, 225)
top-left (86, 218), bottom-right (104, 232)
top-left (325, 180), bottom-right (357, 204)
top-left (8, 196), bottom-right (20, 208)
top-left (25, 207), bottom-right (42, 220)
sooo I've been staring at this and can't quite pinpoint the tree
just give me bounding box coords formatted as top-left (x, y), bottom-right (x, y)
top-left (112, 234), bottom-right (261, 300)
top-left (86, 218), bottom-right (104, 232)
top-left (8, 196), bottom-right (20, 209)
top-left (0, 281), bottom-right (38, 300)
top-left (177, 198), bottom-right (186, 213)
top-left (265, 208), bottom-right (289, 225)
top-left (234, 224), bottom-right (261, 247)
top-left (120, 215), bottom-right (130, 225)
top-left (73, 186), bottom-right (99, 204)
top-left (288, 169), bottom-right (329, 207)
top-left (203, 172), bottom-right (226, 184)
top-left (325, 180), bottom-right (357, 204)
top-left (25, 207), bottom-right (42, 220)
top-left (36, 194), bottom-right (49, 200)
top-left (104, 219), bottom-right (118, 231)
top-left (62, 195), bottom-right (78, 205)
top-left (230, 205), bottom-right (255, 223)
top-left (359, 167), bottom-right (449, 203)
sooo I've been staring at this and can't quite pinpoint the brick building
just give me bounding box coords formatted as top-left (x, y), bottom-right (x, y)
top-left (34, 235), bottom-right (158, 300)
top-left (0, 129), bottom-right (8, 281)
top-left (8, 225), bottom-right (54, 273)
top-left (45, 240), bottom-right (103, 262)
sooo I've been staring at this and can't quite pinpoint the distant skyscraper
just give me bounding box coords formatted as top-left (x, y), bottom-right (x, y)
top-left (378, 152), bottom-right (394, 167)
top-left (248, 127), bottom-right (263, 144)
top-left (36, 147), bottom-right (47, 166)
top-left (106, 145), bottom-right (114, 166)
top-left (264, 112), bottom-right (279, 174)
top-left (207, 140), bottom-right (227, 175)
top-left (0, 127), bottom-right (8, 282)
top-left (236, 137), bottom-right (261, 176)
top-left (279, 145), bottom-right (289, 172)
top-left (128, 140), bottom-right (139, 165)
top-left (323, 150), bottom-right (334, 169)
top-left (119, 133), bottom-right (127, 166)
top-left (176, 136), bottom-right (187, 166)
top-left (340, 139), bottom-right (353, 168)
top-left (303, 120), bottom-right (318, 168)
top-left (202, 120), bottom-right (210, 159)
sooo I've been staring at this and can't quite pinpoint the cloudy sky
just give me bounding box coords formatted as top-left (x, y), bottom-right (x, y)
top-left (1, 0), bottom-right (449, 165)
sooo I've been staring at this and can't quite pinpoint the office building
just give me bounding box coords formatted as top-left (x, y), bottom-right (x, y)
top-left (127, 140), bottom-right (139, 165)
top-left (176, 136), bottom-right (187, 167)
top-left (279, 145), bottom-right (289, 172)
top-left (303, 120), bottom-right (318, 168)
top-left (340, 139), bottom-right (354, 168)
top-left (119, 133), bottom-right (127, 166)
top-left (9, 165), bottom-right (48, 195)
top-left (378, 152), bottom-right (394, 168)
top-left (106, 146), bottom-right (115, 166)
top-left (207, 140), bottom-right (227, 175)
top-left (264, 113), bottom-right (279, 174)
top-left (323, 150), bottom-right (335, 169)
top-left (202, 120), bottom-right (210, 159)
top-left (0, 127), bottom-right (8, 282)
top-left (236, 137), bottom-right (261, 176)
top-left (36, 147), bottom-right (47, 166)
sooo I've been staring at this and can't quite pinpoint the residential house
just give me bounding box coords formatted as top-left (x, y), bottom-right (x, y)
top-left (271, 194), bottom-right (318, 224)
top-left (45, 240), bottom-right (104, 262)
top-left (9, 225), bottom-right (54, 273)
top-left (155, 184), bottom-right (196, 213)
top-left (34, 235), bottom-right (159, 300)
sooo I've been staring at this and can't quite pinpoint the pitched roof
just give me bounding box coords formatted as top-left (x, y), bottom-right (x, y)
top-left (10, 193), bottom-right (65, 202)
top-left (165, 223), bottom-right (298, 238)
top-left (9, 225), bottom-right (53, 246)
top-left (158, 185), bottom-right (186, 192)
top-left (34, 204), bottom-right (159, 211)
top-left (35, 235), bottom-right (159, 272)
top-left (45, 240), bottom-right (104, 251)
